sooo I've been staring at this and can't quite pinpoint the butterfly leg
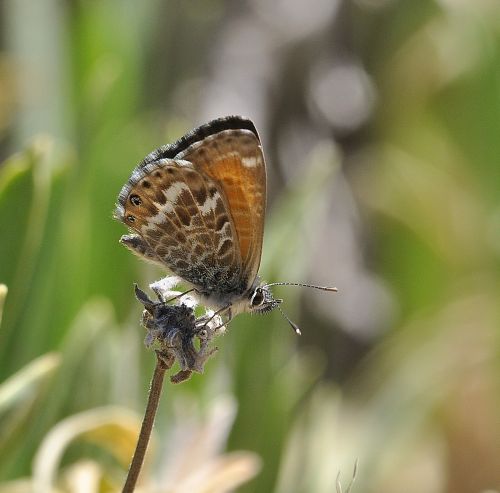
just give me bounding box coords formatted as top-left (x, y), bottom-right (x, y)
top-left (164, 288), bottom-right (196, 304)
top-left (120, 234), bottom-right (164, 266)
top-left (196, 304), bottom-right (231, 332)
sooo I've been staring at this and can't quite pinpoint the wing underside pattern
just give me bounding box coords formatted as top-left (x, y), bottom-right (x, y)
top-left (115, 117), bottom-right (267, 297)
top-left (118, 160), bottom-right (245, 294)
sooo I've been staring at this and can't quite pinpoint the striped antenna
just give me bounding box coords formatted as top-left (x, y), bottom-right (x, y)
top-left (265, 282), bottom-right (338, 293)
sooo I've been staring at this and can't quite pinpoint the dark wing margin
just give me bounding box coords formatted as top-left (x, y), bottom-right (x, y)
top-left (139, 116), bottom-right (260, 167)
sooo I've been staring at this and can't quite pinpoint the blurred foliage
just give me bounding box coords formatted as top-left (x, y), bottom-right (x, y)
top-left (1, 0), bottom-right (500, 492)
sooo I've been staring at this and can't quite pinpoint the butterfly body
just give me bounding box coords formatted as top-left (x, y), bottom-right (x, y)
top-left (115, 116), bottom-right (279, 318)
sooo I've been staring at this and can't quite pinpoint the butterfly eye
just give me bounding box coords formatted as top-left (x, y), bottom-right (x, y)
top-left (127, 215), bottom-right (136, 223)
top-left (251, 289), bottom-right (264, 306)
top-left (130, 194), bottom-right (142, 206)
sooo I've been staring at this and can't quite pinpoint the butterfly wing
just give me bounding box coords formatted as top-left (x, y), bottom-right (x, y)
top-left (116, 159), bottom-right (247, 296)
top-left (168, 117), bottom-right (266, 290)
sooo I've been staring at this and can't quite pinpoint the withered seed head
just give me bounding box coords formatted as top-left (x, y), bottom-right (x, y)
top-left (134, 284), bottom-right (220, 383)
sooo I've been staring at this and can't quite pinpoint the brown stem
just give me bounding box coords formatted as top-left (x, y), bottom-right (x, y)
top-left (122, 354), bottom-right (167, 492)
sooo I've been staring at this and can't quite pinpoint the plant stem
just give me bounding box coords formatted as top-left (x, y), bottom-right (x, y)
top-left (122, 354), bottom-right (167, 492)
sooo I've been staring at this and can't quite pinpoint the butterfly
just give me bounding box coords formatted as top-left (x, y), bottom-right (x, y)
top-left (115, 116), bottom-right (336, 333)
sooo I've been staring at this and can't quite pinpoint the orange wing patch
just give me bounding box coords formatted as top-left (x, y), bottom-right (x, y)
top-left (178, 129), bottom-right (266, 286)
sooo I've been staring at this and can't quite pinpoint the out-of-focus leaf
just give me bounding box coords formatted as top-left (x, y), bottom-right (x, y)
top-left (0, 299), bottom-right (119, 479)
top-left (32, 406), bottom-right (141, 493)
top-left (154, 394), bottom-right (261, 493)
top-left (0, 285), bottom-right (7, 328)
top-left (169, 452), bottom-right (262, 493)
top-left (274, 385), bottom-right (343, 493)
top-left (0, 137), bottom-right (71, 371)
top-left (0, 353), bottom-right (60, 416)
top-left (0, 153), bottom-right (32, 287)
top-left (0, 353), bottom-right (61, 458)
top-left (0, 478), bottom-right (33, 493)
top-left (61, 461), bottom-right (103, 493)
top-left (159, 395), bottom-right (239, 485)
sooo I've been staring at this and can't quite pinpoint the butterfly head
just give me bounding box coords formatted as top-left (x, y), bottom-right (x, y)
top-left (243, 280), bottom-right (339, 335)
top-left (248, 283), bottom-right (283, 314)
top-left (245, 281), bottom-right (301, 334)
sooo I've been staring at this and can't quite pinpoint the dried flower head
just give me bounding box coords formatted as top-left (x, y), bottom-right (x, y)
top-left (134, 278), bottom-right (225, 384)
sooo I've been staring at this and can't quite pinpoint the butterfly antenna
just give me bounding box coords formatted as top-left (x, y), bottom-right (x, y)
top-left (265, 281), bottom-right (338, 292)
top-left (277, 304), bottom-right (302, 336)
